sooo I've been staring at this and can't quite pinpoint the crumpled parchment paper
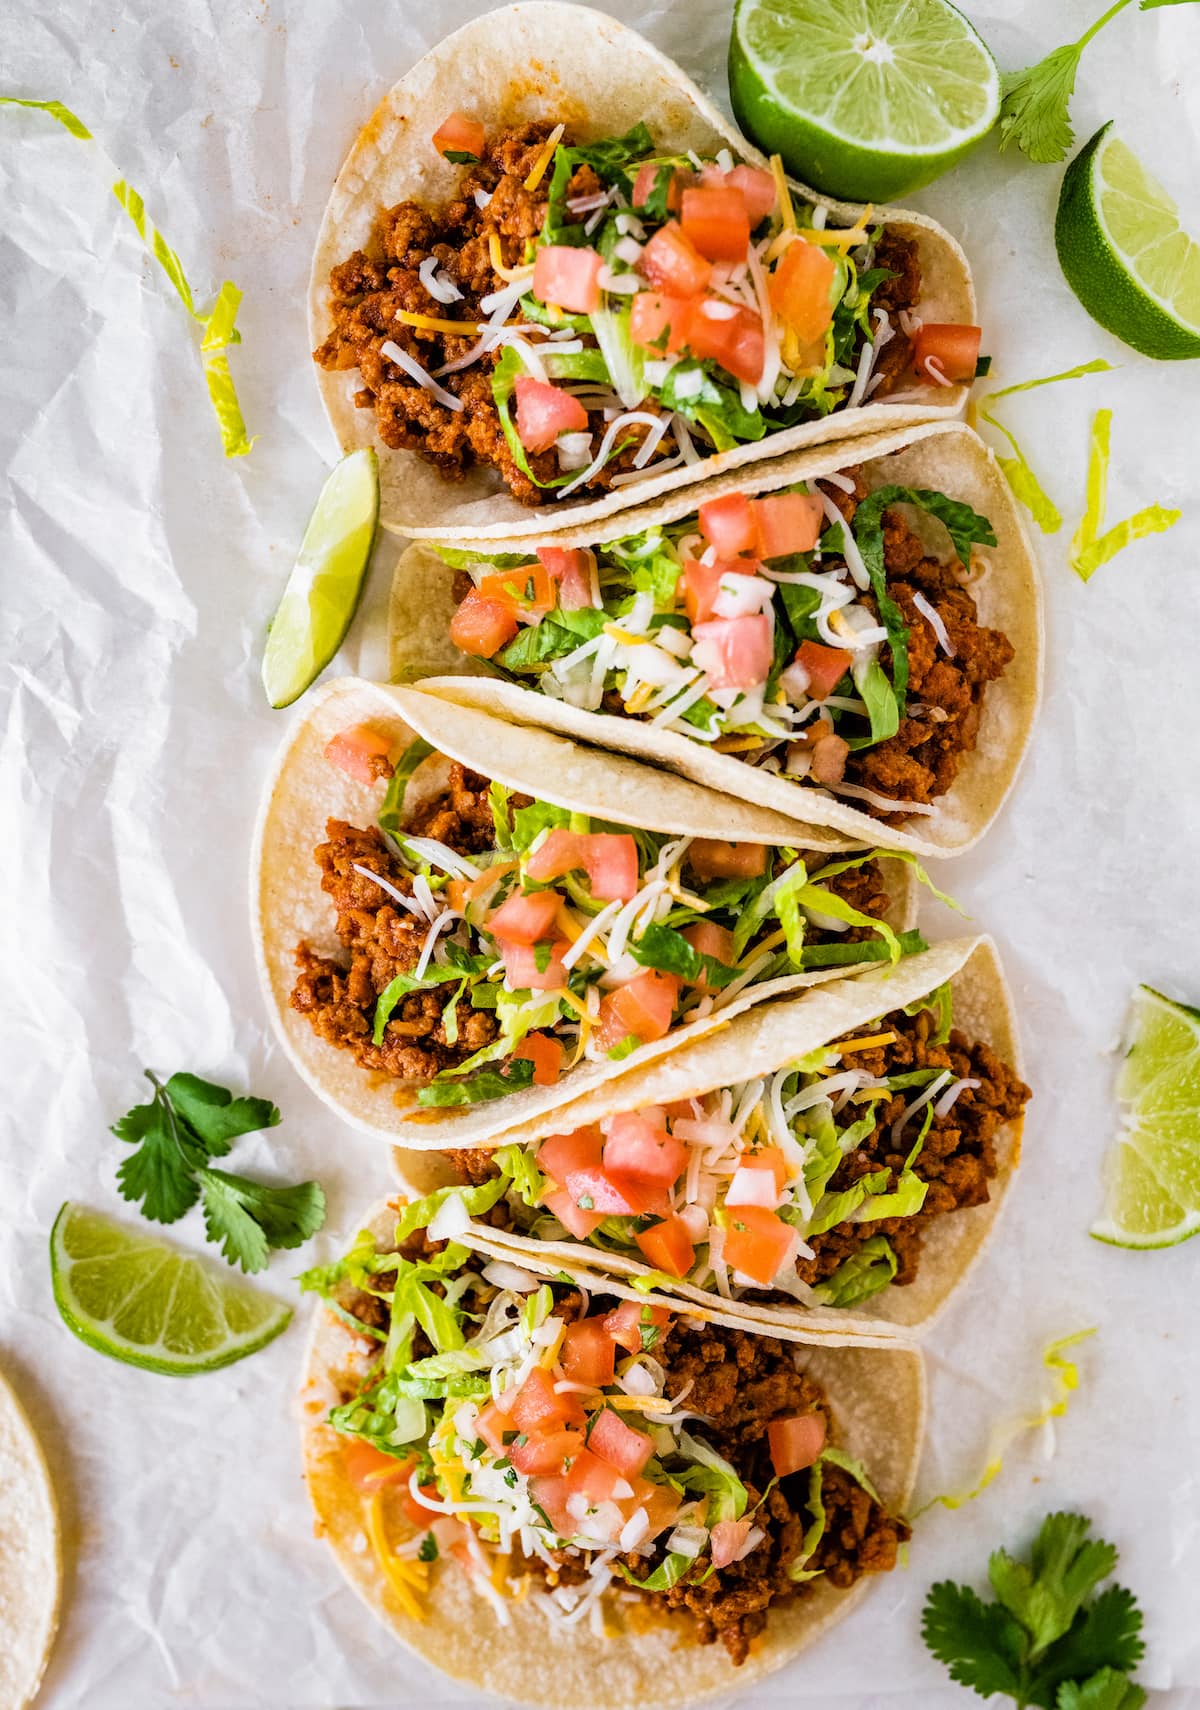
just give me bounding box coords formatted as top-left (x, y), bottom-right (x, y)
top-left (3, 0), bottom-right (1200, 1704)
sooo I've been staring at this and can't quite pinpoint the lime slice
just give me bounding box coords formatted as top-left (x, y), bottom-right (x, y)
top-left (50, 1203), bottom-right (292, 1374)
top-left (1091, 987), bottom-right (1200, 1250)
top-left (261, 447), bottom-right (379, 709)
top-left (1057, 123), bottom-right (1200, 361)
top-left (729, 0), bottom-right (1000, 202)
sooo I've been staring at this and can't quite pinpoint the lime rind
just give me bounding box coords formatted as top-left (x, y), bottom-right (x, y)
top-left (262, 447), bottom-right (380, 710)
top-left (51, 1203), bottom-right (292, 1375)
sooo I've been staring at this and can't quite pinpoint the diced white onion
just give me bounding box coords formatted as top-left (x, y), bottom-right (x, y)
top-left (613, 236), bottom-right (643, 267)
top-left (428, 1190), bottom-right (471, 1241)
top-left (473, 188), bottom-right (493, 210)
top-left (480, 1259), bottom-right (543, 1292)
top-left (556, 431), bottom-right (595, 472)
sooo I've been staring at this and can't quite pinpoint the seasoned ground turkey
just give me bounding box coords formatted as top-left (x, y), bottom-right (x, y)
top-left (335, 1257), bottom-right (905, 1667)
top-left (830, 470), bottom-right (1014, 819)
top-left (314, 125), bottom-right (922, 506)
top-left (290, 757), bottom-right (896, 1086)
top-left (794, 1003), bottom-right (1030, 1289)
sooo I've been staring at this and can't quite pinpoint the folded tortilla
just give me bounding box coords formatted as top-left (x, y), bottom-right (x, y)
top-left (310, 2), bottom-right (975, 541)
top-left (300, 1202), bottom-right (925, 1708)
top-left (0, 1367), bottom-right (61, 1710)
top-left (392, 935), bottom-right (1023, 1336)
top-left (395, 420), bottom-right (1041, 857)
top-left (253, 676), bottom-right (916, 1150)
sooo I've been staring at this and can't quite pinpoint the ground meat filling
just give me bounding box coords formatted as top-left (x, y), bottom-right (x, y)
top-left (826, 470), bottom-right (1015, 820)
top-left (795, 1005), bottom-right (1031, 1289)
top-left (289, 760), bottom-right (897, 1085)
top-left (314, 126), bottom-right (922, 505)
top-left (289, 764), bottom-right (503, 1082)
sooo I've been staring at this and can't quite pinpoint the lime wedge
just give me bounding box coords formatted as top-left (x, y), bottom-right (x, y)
top-left (261, 447), bottom-right (379, 709)
top-left (51, 1203), bottom-right (292, 1374)
top-left (1091, 987), bottom-right (1200, 1250)
top-left (1057, 123), bottom-right (1200, 361)
top-left (728, 0), bottom-right (1000, 202)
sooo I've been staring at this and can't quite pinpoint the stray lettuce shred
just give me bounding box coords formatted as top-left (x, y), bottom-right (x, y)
top-left (1, 95), bottom-right (254, 457)
top-left (912, 1329), bottom-right (1096, 1518)
top-left (976, 361), bottom-right (1114, 533)
top-left (1069, 409), bottom-right (1182, 581)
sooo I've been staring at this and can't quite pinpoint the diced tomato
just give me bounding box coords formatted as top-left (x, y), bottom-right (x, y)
top-left (603, 1111), bottom-right (687, 1186)
top-left (767, 1412), bottom-right (827, 1477)
top-left (500, 940), bottom-right (568, 990)
top-left (721, 1204), bottom-right (797, 1287)
top-left (510, 1366), bottom-right (586, 1434)
top-left (479, 562), bottom-right (555, 618)
top-left (681, 185), bottom-right (750, 263)
top-left (726, 1162), bottom-right (782, 1210)
top-left (532, 245), bottom-right (604, 315)
top-left (588, 1407), bottom-right (654, 1477)
top-left (513, 1032), bottom-right (564, 1087)
top-left (795, 638), bottom-right (852, 700)
top-left (528, 1474), bottom-right (578, 1536)
top-left (691, 614), bottom-right (774, 691)
top-left (560, 1317), bottom-right (618, 1387)
top-left (343, 1440), bottom-right (412, 1491)
top-left (539, 1124), bottom-right (604, 1187)
top-left (399, 1482), bottom-right (442, 1529)
top-left (710, 1516), bottom-right (754, 1568)
top-left (639, 221), bottom-right (712, 297)
top-left (707, 163), bottom-right (777, 228)
top-left (537, 546), bottom-right (595, 610)
top-left (625, 1475), bottom-right (682, 1540)
top-left (432, 112), bottom-right (485, 161)
top-left (914, 322), bottom-right (982, 384)
top-left (632, 162), bottom-right (690, 212)
top-left (513, 376), bottom-right (589, 453)
top-left (476, 1403), bottom-right (512, 1457)
top-left (566, 1447), bottom-right (629, 1504)
top-left (682, 558), bottom-right (723, 625)
top-left (682, 920), bottom-right (735, 989)
top-left (509, 1428), bottom-right (586, 1476)
top-left (525, 829), bottom-right (639, 902)
top-left (768, 239), bottom-right (838, 344)
top-left (635, 1215), bottom-right (695, 1278)
top-left (488, 889), bottom-right (563, 946)
top-left (449, 589), bottom-right (519, 659)
top-left (745, 1146), bottom-right (791, 1194)
top-left (699, 491), bottom-right (758, 556)
top-left (595, 970), bottom-right (681, 1052)
top-left (543, 1186), bottom-right (606, 1240)
top-left (630, 290), bottom-right (692, 355)
top-left (323, 724), bottom-right (393, 786)
top-left (687, 299), bottom-right (764, 385)
top-left (603, 1299), bottom-right (671, 1354)
top-left (559, 1164), bottom-right (670, 1218)
top-left (686, 838), bottom-right (768, 881)
top-left (752, 492), bottom-right (824, 558)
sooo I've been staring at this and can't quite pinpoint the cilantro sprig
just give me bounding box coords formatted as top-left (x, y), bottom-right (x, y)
top-left (922, 1512), bottom-right (1145, 1709)
top-left (114, 1071), bottom-right (325, 1273)
top-left (998, 0), bottom-right (1196, 164)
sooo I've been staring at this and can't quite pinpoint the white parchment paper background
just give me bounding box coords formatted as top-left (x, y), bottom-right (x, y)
top-left (3, 0), bottom-right (1200, 1704)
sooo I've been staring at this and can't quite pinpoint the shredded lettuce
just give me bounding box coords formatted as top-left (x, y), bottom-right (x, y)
top-left (677, 1430), bottom-right (749, 1523)
top-left (373, 967), bottom-right (458, 1043)
top-left (977, 361), bottom-right (1114, 534)
top-left (812, 1235), bottom-right (898, 1306)
top-left (378, 738), bottom-right (435, 834)
top-left (493, 1143), bottom-right (547, 1209)
top-left (392, 1179), bottom-right (507, 1244)
top-left (1069, 408), bottom-right (1182, 581)
top-left (2, 97), bottom-right (254, 456)
top-left (416, 1058), bottom-right (536, 1107)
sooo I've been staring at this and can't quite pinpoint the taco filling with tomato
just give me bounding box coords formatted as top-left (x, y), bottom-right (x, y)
top-left (300, 1206), bottom-right (910, 1664)
top-left (449, 977), bottom-right (1029, 1310)
top-left (438, 467), bottom-right (1013, 823)
top-left (314, 118), bottom-right (977, 508)
top-left (290, 729), bottom-right (925, 1109)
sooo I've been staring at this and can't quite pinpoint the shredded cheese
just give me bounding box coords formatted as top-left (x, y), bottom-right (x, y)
top-left (394, 309), bottom-right (485, 337)
top-left (836, 1030), bottom-right (897, 1054)
top-left (804, 207), bottom-right (874, 248)
top-left (366, 1493), bottom-right (429, 1621)
top-left (770, 155), bottom-right (796, 231)
top-left (487, 233), bottom-right (536, 284)
top-left (524, 123), bottom-right (565, 191)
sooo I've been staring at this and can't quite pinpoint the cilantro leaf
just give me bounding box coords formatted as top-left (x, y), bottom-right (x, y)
top-left (198, 1168), bottom-right (326, 1274)
top-left (989, 1513), bottom-right (1118, 1653)
top-left (162, 1072), bottom-right (279, 1156)
top-left (114, 1097), bottom-right (200, 1224)
top-left (922, 1581), bottom-right (1027, 1699)
top-left (1036, 1586), bottom-right (1146, 1697)
top-left (1057, 1670), bottom-right (1146, 1710)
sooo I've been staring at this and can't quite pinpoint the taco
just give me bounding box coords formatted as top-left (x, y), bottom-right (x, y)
top-left (0, 1366), bottom-right (61, 1710)
top-left (310, 3), bottom-right (980, 541)
top-left (254, 676), bottom-right (935, 1153)
top-left (299, 1196), bottom-right (924, 1704)
top-left (394, 420), bottom-right (1041, 858)
top-left (391, 936), bottom-right (1029, 1335)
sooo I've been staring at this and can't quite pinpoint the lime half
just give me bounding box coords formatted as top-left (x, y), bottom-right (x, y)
top-left (262, 447), bottom-right (379, 709)
top-left (1091, 988), bottom-right (1200, 1250)
top-left (51, 1203), bottom-right (292, 1374)
top-left (729, 0), bottom-right (1000, 202)
top-left (1057, 123), bottom-right (1200, 361)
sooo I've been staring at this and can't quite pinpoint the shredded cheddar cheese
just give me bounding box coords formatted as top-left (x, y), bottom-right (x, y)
top-left (804, 207), bottom-right (874, 249)
top-left (603, 624), bottom-right (652, 647)
top-left (836, 1030), bottom-right (897, 1055)
top-left (524, 123), bottom-right (564, 191)
top-left (366, 1492), bottom-right (429, 1621)
top-left (394, 309), bottom-right (485, 337)
top-left (487, 232), bottom-right (536, 284)
top-left (770, 155), bottom-right (796, 231)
